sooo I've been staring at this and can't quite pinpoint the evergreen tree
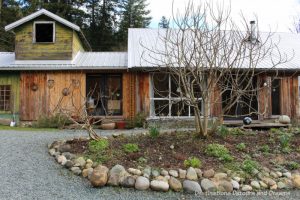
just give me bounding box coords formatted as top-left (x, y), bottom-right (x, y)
top-left (118, 0), bottom-right (152, 49)
top-left (158, 16), bottom-right (169, 28)
top-left (20, 0), bottom-right (87, 28)
top-left (85, 0), bottom-right (118, 51)
top-left (0, 0), bottom-right (23, 51)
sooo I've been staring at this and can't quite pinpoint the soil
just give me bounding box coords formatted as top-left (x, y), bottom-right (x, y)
top-left (66, 129), bottom-right (300, 171)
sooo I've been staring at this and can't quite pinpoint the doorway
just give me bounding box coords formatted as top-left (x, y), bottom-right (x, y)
top-left (271, 79), bottom-right (281, 115)
top-left (86, 74), bottom-right (122, 116)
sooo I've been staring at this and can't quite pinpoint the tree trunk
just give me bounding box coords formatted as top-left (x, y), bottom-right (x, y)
top-left (194, 106), bottom-right (204, 137)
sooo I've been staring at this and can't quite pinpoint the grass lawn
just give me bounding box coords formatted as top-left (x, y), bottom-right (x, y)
top-left (0, 125), bottom-right (57, 131)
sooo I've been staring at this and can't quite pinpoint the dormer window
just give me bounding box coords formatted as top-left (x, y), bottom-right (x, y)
top-left (33, 21), bottom-right (55, 43)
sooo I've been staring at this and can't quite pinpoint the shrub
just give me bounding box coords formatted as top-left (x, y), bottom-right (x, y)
top-left (217, 125), bottom-right (230, 137)
top-left (123, 143), bottom-right (140, 153)
top-left (242, 159), bottom-right (259, 174)
top-left (149, 126), bottom-right (160, 138)
top-left (32, 113), bottom-right (70, 129)
top-left (231, 128), bottom-right (245, 135)
top-left (236, 143), bottom-right (246, 151)
top-left (133, 112), bottom-right (147, 128)
top-left (260, 144), bottom-right (270, 153)
top-left (279, 134), bottom-right (291, 149)
top-left (205, 143), bottom-right (233, 162)
top-left (184, 157), bottom-right (202, 168)
top-left (286, 161), bottom-right (300, 170)
top-left (88, 139), bottom-right (109, 152)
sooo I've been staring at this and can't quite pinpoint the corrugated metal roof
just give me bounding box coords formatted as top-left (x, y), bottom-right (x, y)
top-left (5, 9), bottom-right (80, 31)
top-left (128, 28), bottom-right (300, 70)
top-left (0, 52), bottom-right (127, 70)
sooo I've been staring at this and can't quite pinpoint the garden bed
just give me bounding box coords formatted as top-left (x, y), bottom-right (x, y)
top-left (49, 126), bottom-right (300, 193)
top-left (66, 128), bottom-right (300, 171)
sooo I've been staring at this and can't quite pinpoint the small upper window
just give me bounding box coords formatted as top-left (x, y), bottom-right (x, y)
top-left (34, 22), bottom-right (55, 43)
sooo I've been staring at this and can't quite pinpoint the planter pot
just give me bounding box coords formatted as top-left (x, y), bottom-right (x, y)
top-left (116, 121), bottom-right (126, 129)
top-left (101, 122), bottom-right (116, 130)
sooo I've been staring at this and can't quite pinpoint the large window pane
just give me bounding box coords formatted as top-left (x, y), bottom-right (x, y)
top-left (154, 100), bottom-right (169, 116)
top-left (171, 101), bottom-right (189, 116)
top-left (152, 73), bottom-right (169, 98)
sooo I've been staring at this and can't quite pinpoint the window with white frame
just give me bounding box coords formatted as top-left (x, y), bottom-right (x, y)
top-left (33, 21), bottom-right (55, 43)
top-left (150, 73), bottom-right (202, 117)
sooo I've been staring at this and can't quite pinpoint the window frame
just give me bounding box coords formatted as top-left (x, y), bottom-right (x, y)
top-left (149, 73), bottom-right (202, 118)
top-left (33, 21), bottom-right (56, 43)
top-left (0, 85), bottom-right (11, 112)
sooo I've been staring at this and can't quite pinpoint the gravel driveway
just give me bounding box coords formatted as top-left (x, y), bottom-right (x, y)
top-left (0, 130), bottom-right (300, 200)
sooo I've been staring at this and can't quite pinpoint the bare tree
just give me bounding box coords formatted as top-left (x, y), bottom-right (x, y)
top-left (289, 15), bottom-right (300, 33)
top-left (51, 80), bottom-right (106, 141)
top-left (142, 0), bottom-right (289, 137)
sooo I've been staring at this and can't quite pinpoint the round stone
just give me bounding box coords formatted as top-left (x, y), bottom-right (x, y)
top-left (150, 180), bottom-right (169, 192)
top-left (135, 176), bottom-right (150, 190)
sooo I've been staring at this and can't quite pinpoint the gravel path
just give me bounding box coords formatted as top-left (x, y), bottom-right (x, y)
top-left (0, 130), bottom-right (300, 200)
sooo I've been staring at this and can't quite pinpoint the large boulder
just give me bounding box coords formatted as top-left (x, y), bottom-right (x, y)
top-left (120, 176), bottom-right (136, 188)
top-left (186, 167), bottom-right (198, 180)
top-left (135, 176), bottom-right (150, 190)
top-left (58, 144), bottom-right (72, 153)
top-left (203, 169), bottom-right (215, 178)
top-left (278, 115), bottom-right (291, 124)
top-left (150, 180), bottom-right (169, 192)
top-left (183, 180), bottom-right (202, 194)
top-left (107, 165), bottom-right (129, 186)
top-left (74, 157), bottom-right (86, 169)
top-left (90, 165), bottom-right (109, 187)
top-left (200, 178), bottom-right (217, 192)
top-left (218, 180), bottom-right (233, 192)
top-left (169, 177), bottom-right (182, 192)
top-left (292, 174), bottom-right (300, 189)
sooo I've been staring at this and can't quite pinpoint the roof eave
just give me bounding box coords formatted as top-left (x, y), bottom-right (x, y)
top-left (5, 9), bottom-right (80, 32)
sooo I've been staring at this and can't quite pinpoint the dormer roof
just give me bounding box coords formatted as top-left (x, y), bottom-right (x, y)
top-left (5, 9), bottom-right (80, 31)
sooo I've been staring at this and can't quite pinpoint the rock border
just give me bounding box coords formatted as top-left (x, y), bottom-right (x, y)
top-left (48, 139), bottom-right (300, 193)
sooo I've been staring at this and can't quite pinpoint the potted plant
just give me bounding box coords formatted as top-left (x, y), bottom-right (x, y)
top-left (116, 121), bottom-right (126, 129)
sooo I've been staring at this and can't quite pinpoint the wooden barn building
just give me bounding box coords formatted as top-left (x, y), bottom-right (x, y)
top-left (0, 9), bottom-right (299, 124)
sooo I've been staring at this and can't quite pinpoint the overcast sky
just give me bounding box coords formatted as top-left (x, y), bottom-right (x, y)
top-left (149, 0), bottom-right (300, 32)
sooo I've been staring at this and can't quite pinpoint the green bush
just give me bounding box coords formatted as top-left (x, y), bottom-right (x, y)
top-left (123, 143), bottom-right (140, 153)
top-left (32, 113), bottom-right (70, 129)
top-left (279, 134), bottom-right (291, 149)
top-left (260, 144), bottom-right (270, 153)
top-left (231, 128), bottom-right (245, 135)
top-left (149, 126), bottom-right (160, 138)
top-left (217, 125), bottom-right (230, 137)
top-left (236, 143), bottom-right (246, 151)
top-left (205, 143), bottom-right (233, 162)
top-left (286, 161), bottom-right (300, 170)
top-left (242, 159), bottom-right (259, 174)
top-left (184, 157), bottom-right (202, 168)
top-left (88, 139), bottom-right (109, 152)
top-left (133, 112), bottom-right (147, 128)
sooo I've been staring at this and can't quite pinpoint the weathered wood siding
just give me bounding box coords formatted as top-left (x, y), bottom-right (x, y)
top-left (137, 73), bottom-right (150, 115)
top-left (20, 72), bottom-right (86, 121)
top-left (258, 75), bottom-right (299, 119)
top-left (123, 72), bottom-right (136, 119)
top-left (47, 72), bottom-right (86, 115)
top-left (280, 76), bottom-right (299, 118)
top-left (0, 73), bottom-right (20, 121)
top-left (15, 16), bottom-right (73, 60)
top-left (72, 31), bottom-right (84, 58)
top-left (258, 75), bottom-right (272, 119)
top-left (20, 72), bottom-right (47, 120)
